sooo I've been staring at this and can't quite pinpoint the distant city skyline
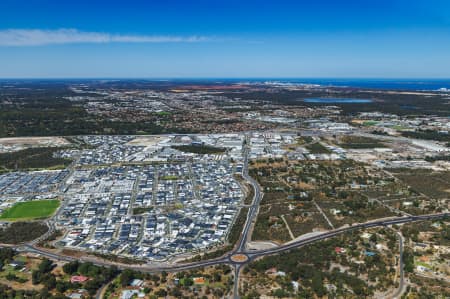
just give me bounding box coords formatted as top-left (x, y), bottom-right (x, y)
top-left (0, 0), bottom-right (449, 78)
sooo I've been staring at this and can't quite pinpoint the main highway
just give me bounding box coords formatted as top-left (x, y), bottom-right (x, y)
top-left (18, 212), bottom-right (448, 268)
top-left (236, 137), bottom-right (263, 253)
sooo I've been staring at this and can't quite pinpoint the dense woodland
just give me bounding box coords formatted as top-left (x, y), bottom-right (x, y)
top-left (401, 129), bottom-right (450, 142)
top-left (0, 104), bottom-right (170, 137)
top-left (0, 147), bottom-right (72, 173)
top-left (0, 81), bottom-right (189, 137)
top-left (0, 222), bottom-right (48, 244)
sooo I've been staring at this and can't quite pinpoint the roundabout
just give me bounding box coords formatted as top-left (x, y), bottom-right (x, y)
top-left (230, 253), bottom-right (249, 263)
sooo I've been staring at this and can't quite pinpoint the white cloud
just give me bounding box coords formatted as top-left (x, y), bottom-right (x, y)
top-left (0, 28), bottom-right (210, 46)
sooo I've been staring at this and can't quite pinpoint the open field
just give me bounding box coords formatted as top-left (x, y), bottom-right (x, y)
top-left (295, 136), bottom-right (314, 145)
top-left (171, 145), bottom-right (227, 154)
top-left (125, 135), bottom-right (171, 146)
top-left (389, 169), bottom-right (450, 199)
top-left (0, 200), bottom-right (60, 221)
top-left (0, 137), bottom-right (70, 152)
top-left (317, 196), bottom-right (395, 226)
top-left (305, 142), bottom-right (331, 154)
top-left (339, 135), bottom-right (387, 149)
top-left (284, 209), bottom-right (330, 236)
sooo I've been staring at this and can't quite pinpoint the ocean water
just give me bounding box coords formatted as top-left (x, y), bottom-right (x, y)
top-left (258, 79), bottom-right (450, 91)
top-left (1, 78), bottom-right (449, 92)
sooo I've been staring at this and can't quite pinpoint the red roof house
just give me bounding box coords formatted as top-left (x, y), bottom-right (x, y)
top-left (70, 275), bottom-right (89, 283)
top-left (335, 247), bottom-right (345, 254)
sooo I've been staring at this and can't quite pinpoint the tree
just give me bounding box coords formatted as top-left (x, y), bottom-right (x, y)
top-left (155, 288), bottom-right (167, 297)
top-left (120, 269), bottom-right (135, 287)
top-left (312, 271), bottom-right (326, 297)
top-left (62, 260), bottom-right (79, 275)
top-left (244, 289), bottom-right (260, 299)
top-left (169, 287), bottom-right (182, 297)
top-left (56, 281), bottom-right (68, 293)
top-left (272, 288), bottom-right (290, 298)
top-left (403, 250), bottom-right (415, 273)
top-left (161, 271), bottom-right (168, 283)
top-left (38, 258), bottom-right (54, 273)
top-left (42, 274), bottom-right (56, 290)
top-left (0, 248), bottom-right (15, 263)
top-left (77, 262), bottom-right (93, 276)
top-left (213, 288), bottom-right (224, 297)
top-left (84, 279), bottom-right (102, 296)
top-left (39, 287), bottom-right (50, 299)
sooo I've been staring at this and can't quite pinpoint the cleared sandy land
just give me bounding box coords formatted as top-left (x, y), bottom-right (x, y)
top-left (247, 241), bottom-right (279, 250)
top-left (126, 136), bottom-right (171, 147)
top-left (0, 137), bottom-right (70, 152)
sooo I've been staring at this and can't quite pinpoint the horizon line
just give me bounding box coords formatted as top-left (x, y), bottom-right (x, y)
top-left (0, 77), bottom-right (449, 80)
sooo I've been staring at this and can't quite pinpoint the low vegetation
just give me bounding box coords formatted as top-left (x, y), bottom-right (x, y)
top-left (243, 228), bottom-right (399, 298)
top-left (305, 142), bottom-right (331, 154)
top-left (132, 207), bottom-right (153, 215)
top-left (171, 145), bottom-right (227, 155)
top-left (249, 159), bottom-right (399, 241)
top-left (399, 221), bottom-right (450, 298)
top-left (234, 174), bottom-right (255, 205)
top-left (425, 154), bottom-right (450, 162)
top-left (296, 136), bottom-right (314, 145)
top-left (401, 129), bottom-right (450, 142)
top-left (339, 135), bottom-right (387, 149)
top-left (390, 168), bottom-right (450, 199)
top-left (228, 207), bottom-right (249, 246)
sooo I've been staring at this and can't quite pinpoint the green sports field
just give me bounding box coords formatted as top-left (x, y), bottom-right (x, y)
top-left (0, 199), bottom-right (60, 220)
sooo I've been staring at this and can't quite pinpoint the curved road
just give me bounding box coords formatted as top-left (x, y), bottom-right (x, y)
top-left (391, 230), bottom-right (405, 299)
top-left (13, 213), bottom-right (449, 299)
top-left (236, 144), bottom-right (263, 253)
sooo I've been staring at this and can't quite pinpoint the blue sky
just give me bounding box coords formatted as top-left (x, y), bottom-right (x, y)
top-left (0, 0), bottom-right (449, 78)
